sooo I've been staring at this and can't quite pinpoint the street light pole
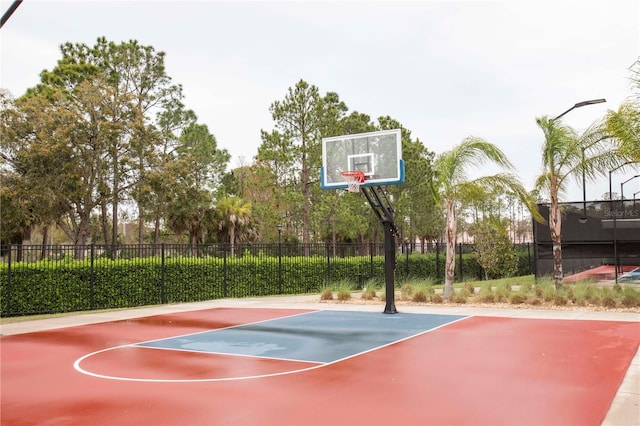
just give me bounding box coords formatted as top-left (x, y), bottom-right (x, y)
top-left (552, 99), bottom-right (606, 223)
top-left (620, 175), bottom-right (640, 201)
top-left (580, 147), bottom-right (588, 222)
top-left (552, 98), bottom-right (606, 121)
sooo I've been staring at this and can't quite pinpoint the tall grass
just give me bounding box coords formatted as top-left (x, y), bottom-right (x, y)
top-left (326, 275), bottom-right (640, 311)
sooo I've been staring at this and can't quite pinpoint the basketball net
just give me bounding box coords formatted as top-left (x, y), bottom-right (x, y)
top-left (340, 171), bottom-right (365, 193)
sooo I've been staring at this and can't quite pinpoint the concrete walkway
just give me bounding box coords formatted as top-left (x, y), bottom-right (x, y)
top-left (2, 295), bottom-right (639, 425)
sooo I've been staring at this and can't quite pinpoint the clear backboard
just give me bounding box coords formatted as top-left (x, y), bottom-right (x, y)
top-left (321, 129), bottom-right (404, 190)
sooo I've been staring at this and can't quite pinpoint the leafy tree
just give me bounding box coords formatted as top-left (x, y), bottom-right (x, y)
top-left (267, 80), bottom-right (325, 246)
top-left (1, 83), bottom-right (112, 251)
top-left (141, 100), bottom-right (197, 245)
top-left (431, 137), bottom-right (539, 299)
top-left (58, 38), bottom-right (185, 247)
top-left (473, 218), bottom-right (518, 279)
top-left (24, 38), bottom-right (194, 250)
top-left (164, 123), bottom-right (230, 245)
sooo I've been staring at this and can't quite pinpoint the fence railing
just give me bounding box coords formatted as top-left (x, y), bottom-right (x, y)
top-left (0, 242), bottom-right (533, 317)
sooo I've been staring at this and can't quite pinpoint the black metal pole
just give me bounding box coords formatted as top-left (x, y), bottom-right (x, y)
top-left (361, 186), bottom-right (398, 314)
top-left (613, 198), bottom-right (618, 283)
top-left (278, 228), bottom-right (283, 294)
top-left (580, 148), bottom-right (588, 222)
top-left (161, 243), bottom-right (166, 304)
top-left (436, 242), bottom-right (440, 282)
top-left (6, 244), bottom-right (11, 315)
top-left (0, 0), bottom-right (22, 29)
top-left (458, 242), bottom-right (463, 280)
top-left (383, 221), bottom-right (397, 314)
top-left (90, 244), bottom-right (95, 309)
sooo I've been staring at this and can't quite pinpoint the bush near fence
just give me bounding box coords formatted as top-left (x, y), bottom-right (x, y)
top-left (0, 243), bottom-right (533, 317)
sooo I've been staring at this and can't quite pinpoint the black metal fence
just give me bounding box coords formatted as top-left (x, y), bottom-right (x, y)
top-left (0, 242), bottom-right (532, 317)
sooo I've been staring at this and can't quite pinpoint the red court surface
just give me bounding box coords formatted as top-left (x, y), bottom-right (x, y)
top-left (1, 307), bottom-right (639, 426)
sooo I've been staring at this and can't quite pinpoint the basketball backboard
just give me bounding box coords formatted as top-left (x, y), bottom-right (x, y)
top-left (321, 129), bottom-right (404, 190)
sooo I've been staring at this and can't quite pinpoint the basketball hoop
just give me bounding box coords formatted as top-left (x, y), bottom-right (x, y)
top-left (341, 170), bottom-right (365, 193)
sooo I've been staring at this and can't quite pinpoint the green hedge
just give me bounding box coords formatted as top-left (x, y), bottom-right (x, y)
top-left (0, 250), bottom-right (532, 316)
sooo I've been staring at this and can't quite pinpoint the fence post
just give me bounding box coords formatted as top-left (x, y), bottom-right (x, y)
top-left (161, 243), bottom-right (166, 304)
top-left (6, 244), bottom-right (11, 315)
top-left (458, 242), bottom-right (463, 281)
top-left (326, 242), bottom-right (331, 283)
top-left (223, 248), bottom-right (228, 298)
top-left (435, 242), bottom-right (440, 283)
top-left (369, 242), bottom-right (374, 279)
top-left (278, 239), bottom-right (283, 294)
top-left (405, 240), bottom-right (410, 278)
top-left (90, 244), bottom-right (95, 309)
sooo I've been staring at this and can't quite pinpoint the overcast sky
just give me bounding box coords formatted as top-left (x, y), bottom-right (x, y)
top-left (1, 0), bottom-right (639, 202)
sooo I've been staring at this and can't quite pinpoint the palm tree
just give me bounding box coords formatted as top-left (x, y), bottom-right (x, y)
top-left (605, 102), bottom-right (640, 162)
top-left (215, 196), bottom-right (252, 256)
top-left (431, 137), bottom-right (540, 300)
top-left (606, 59), bottom-right (640, 162)
top-left (534, 116), bottom-right (618, 288)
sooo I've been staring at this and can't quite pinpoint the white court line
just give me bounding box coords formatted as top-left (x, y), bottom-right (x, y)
top-left (73, 313), bottom-right (471, 383)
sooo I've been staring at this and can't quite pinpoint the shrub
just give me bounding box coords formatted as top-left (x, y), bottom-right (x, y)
top-left (412, 290), bottom-right (428, 303)
top-left (476, 283), bottom-right (495, 303)
top-left (541, 283), bottom-right (556, 302)
top-left (534, 285), bottom-right (543, 298)
top-left (601, 295), bottom-right (617, 308)
top-left (494, 282), bottom-right (512, 302)
top-left (526, 296), bottom-right (541, 305)
top-left (452, 290), bottom-right (468, 304)
top-left (564, 287), bottom-right (575, 303)
top-left (320, 289), bottom-right (333, 300)
top-left (400, 284), bottom-right (414, 299)
top-left (464, 282), bottom-right (476, 295)
top-left (361, 287), bottom-right (377, 300)
top-left (430, 294), bottom-right (443, 303)
top-left (335, 279), bottom-right (354, 301)
top-left (553, 293), bottom-right (568, 306)
top-left (573, 282), bottom-right (595, 305)
top-left (336, 290), bottom-right (352, 301)
top-left (477, 292), bottom-right (496, 303)
top-left (363, 278), bottom-right (382, 291)
top-left (510, 293), bottom-right (526, 304)
top-left (620, 287), bottom-right (640, 308)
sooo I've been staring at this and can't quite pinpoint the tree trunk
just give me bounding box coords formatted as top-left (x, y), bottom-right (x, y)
top-left (100, 200), bottom-right (110, 246)
top-left (444, 199), bottom-right (457, 300)
top-left (138, 208), bottom-right (144, 245)
top-left (549, 189), bottom-right (563, 288)
top-left (153, 216), bottom-right (161, 245)
top-left (229, 223), bottom-right (236, 257)
top-left (40, 225), bottom-right (49, 260)
top-left (111, 185), bottom-right (119, 249)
